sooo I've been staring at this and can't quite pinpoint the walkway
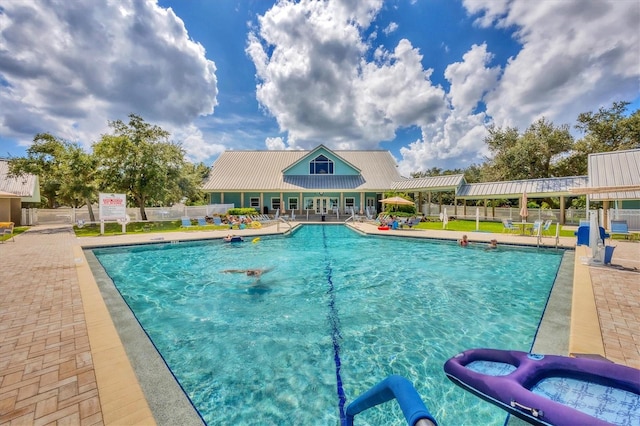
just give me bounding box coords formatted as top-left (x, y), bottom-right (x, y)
top-left (1, 224), bottom-right (638, 424)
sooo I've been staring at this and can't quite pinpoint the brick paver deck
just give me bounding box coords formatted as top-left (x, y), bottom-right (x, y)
top-left (0, 227), bottom-right (103, 425)
top-left (1, 224), bottom-right (638, 424)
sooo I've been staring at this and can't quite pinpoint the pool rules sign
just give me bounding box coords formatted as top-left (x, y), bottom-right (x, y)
top-left (99, 193), bottom-right (128, 234)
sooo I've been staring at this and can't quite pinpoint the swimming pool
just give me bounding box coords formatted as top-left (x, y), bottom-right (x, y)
top-left (93, 225), bottom-right (564, 425)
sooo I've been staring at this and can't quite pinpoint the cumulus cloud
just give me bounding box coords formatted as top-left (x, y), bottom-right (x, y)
top-left (249, 0), bottom-right (639, 174)
top-left (0, 0), bottom-right (218, 159)
top-left (464, 0), bottom-right (640, 132)
top-left (265, 137), bottom-right (286, 150)
top-left (246, 0), bottom-right (447, 152)
top-left (398, 43), bottom-right (499, 175)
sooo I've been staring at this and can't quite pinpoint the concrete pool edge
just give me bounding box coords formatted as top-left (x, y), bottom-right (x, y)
top-left (73, 246), bottom-right (156, 425)
top-left (81, 248), bottom-right (205, 426)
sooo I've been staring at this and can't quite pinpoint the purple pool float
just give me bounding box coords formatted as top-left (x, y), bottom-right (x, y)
top-left (444, 348), bottom-right (640, 426)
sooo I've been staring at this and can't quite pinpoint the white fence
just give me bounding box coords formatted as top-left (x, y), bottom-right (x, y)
top-left (25, 204), bottom-right (235, 225)
top-left (21, 205), bottom-right (640, 230)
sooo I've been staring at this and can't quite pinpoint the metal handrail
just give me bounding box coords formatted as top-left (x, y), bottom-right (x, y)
top-left (276, 217), bottom-right (292, 235)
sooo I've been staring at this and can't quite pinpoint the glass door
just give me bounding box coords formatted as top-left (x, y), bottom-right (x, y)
top-left (314, 198), bottom-right (328, 214)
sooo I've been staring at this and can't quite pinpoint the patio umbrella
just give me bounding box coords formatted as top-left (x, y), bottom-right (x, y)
top-left (519, 192), bottom-right (529, 223)
top-left (379, 196), bottom-right (415, 207)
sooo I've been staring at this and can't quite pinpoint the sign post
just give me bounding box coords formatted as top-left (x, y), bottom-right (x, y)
top-left (98, 193), bottom-right (127, 235)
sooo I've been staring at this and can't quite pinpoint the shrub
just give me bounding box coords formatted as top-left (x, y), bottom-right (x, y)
top-left (227, 207), bottom-right (258, 216)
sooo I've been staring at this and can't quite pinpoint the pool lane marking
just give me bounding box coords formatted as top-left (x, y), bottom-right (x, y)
top-left (322, 227), bottom-right (347, 424)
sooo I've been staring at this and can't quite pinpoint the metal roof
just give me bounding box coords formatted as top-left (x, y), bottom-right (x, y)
top-left (456, 176), bottom-right (589, 199)
top-left (391, 174), bottom-right (465, 191)
top-left (202, 149), bottom-right (402, 192)
top-left (585, 149), bottom-right (640, 200)
top-left (0, 159), bottom-right (39, 198)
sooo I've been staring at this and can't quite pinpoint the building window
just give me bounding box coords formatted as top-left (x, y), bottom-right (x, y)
top-left (345, 197), bottom-right (355, 209)
top-left (288, 198), bottom-right (298, 210)
top-left (304, 198), bottom-right (314, 210)
top-left (309, 155), bottom-right (334, 175)
top-left (271, 198), bottom-right (281, 211)
top-left (250, 197), bottom-right (260, 208)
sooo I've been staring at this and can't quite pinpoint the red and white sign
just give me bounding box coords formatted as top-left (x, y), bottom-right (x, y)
top-left (99, 193), bottom-right (127, 221)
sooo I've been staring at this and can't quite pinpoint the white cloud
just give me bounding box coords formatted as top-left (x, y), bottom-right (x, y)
top-left (246, 0), bottom-right (447, 151)
top-left (465, 0), bottom-right (640, 132)
top-left (383, 22), bottom-right (399, 35)
top-left (172, 124), bottom-right (225, 164)
top-left (397, 43), bottom-right (498, 175)
top-left (265, 137), bottom-right (286, 150)
top-left (0, 0), bottom-right (219, 156)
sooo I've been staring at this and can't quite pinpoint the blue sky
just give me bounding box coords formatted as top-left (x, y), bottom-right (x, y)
top-left (0, 0), bottom-right (638, 176)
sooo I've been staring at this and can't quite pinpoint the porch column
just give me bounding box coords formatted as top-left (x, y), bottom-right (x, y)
top-left (463, 200), bottom-right (467, 218)
top-left (240, 192), bottom-right (244, 208)
top-left (559, 195), bottom-right (565, 225)
top-left (603, 200), bottom-right (609, 228)
top-left (427, 192), bottom-right (431, 217)
top-left (220, 192), bottom-right (224, 204)
top-left (260, 193), bottom-right (264, 212)
top-left (360, 193), bottom-right (364, 214)
top-left (299, 192), bottom-right (303, 215)
top-left (484, 199), bottom-right (488, 219)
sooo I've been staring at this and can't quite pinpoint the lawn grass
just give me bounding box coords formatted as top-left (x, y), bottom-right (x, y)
top-left (413, 219), bottom-right (577, 237)
top-left (5, 219), bottom-right (632, 240)
top-left (73, 220), bottom-right (232, 237)
top-left (0, 226), bottom-right (28, 242)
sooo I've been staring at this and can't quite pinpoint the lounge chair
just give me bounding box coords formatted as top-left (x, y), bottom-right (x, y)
top-left (0, 222), bottom-right (15, 242)
top-left (541, 219), bottom-right (553, 236)
top-left (610, 220), bottom-right (634, 240)
top-left (501, 219), bottom-right (518, 234)
top-left (181, 217), bottom-right (194, 228)
top-left (405, 217), bottom-right (421, 229)
top-left (197, 217), bottom-right (208, 226)
top-left (212, 216), bottom-right (223, 226)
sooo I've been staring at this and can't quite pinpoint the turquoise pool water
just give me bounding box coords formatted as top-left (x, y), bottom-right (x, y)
top-left (93, 225), bottom-right (563, 425)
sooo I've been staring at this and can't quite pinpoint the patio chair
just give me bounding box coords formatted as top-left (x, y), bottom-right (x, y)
top-left (181, 217), bottom-right (194, 228)
top-left (541, 219), bottom-right (553, 236)
top-left (405, 217), bottom-right (421, 229)
top-left (610, 220), bottom-right (634, 240)
top-left (1, 222), bottom-right (15, 242)
top-left (197, 217), bottom-right (208, 226)
top-left (501, 219), bottom-right (518, 234)
top-left (212, 216), bottom-right (223, 226)
top-left (530, 220), bottom-right (543, 235)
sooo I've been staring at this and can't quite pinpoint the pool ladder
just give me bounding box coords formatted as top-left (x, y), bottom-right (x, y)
top-left (345, 375), bottom-right (437, 426)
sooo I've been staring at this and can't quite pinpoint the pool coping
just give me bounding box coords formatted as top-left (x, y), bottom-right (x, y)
top-left (75, 222), bottom-right (604, 424)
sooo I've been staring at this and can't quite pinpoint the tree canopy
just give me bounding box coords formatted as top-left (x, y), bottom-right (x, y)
top-left (93, 114), bottom-right (189, 221)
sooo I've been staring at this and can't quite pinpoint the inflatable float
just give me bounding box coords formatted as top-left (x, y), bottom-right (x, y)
top-left (444, 348), bottom-right (640, 426)
top-left (378, 226), bottom-right (390, 230)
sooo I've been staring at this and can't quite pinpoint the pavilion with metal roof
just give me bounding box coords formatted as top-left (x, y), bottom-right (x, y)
top-left (201, 145), bottom-right (639, 223)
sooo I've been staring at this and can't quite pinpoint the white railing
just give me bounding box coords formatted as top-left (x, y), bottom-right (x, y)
top-left (29, 204), bottom-right (236, 225)
top-left (23, 204), bottom-right (640, 231)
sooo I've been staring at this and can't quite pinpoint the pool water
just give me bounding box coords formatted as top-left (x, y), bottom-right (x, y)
top-left (93, 225), bottom-right (563, 425)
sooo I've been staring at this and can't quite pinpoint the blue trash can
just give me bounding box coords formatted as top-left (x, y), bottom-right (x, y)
top-left (603, 246), bottom-right (615, 265)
